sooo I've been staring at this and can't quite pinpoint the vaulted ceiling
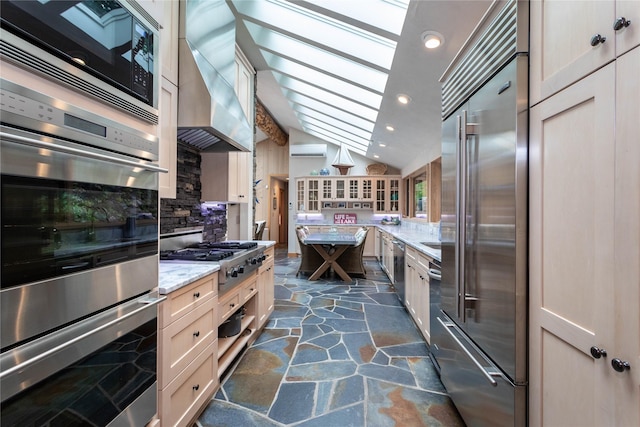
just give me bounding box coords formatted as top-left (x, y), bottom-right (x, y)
top-left (230, 0), bottom-right (492, 170)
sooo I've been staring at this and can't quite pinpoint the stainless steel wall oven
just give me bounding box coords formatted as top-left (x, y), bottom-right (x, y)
top-left (0, 79), bottom-right (165, 426)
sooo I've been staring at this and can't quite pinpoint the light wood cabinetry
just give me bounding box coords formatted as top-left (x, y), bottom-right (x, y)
top-left (217, 247), bottom-right (275, 377)
top-left (201, 152), bottom-right (251, 202)
top-left (217, 277), bottom-right (257, 377)
top-left (374, 177), bottom-right (401, 213)
top-left (296, 175), bottom-right (399, 212)
top-left (405, 247), bottom-right (431, 344)
top-left (530, 0), bottom-right (639, 105)
top-left (234, 47), bottom-right (255, 125)
top-left (158, 77), bottom-right (177, 199)
top-left (258, 246), bottom-right (275, 327)
top-left (158, 274), bottom-right (219, 427)
top-left (157, 0), bottom-right (179, 200)
top-left (529, 23), bottom-right (639, 425)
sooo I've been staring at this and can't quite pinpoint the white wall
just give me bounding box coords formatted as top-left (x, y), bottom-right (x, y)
top-left (286, 129), bottom-right (401, 254)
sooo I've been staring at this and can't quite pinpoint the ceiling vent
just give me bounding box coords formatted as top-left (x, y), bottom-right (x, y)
top-left (290, 144), bottom-right (327, 157)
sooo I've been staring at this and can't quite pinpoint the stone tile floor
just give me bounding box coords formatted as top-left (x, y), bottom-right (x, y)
top-left (196, 248), bottom-right (464, 427)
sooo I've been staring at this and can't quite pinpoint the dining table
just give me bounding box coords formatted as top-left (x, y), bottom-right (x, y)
top-left (303, 232), bottom-right (357, 281)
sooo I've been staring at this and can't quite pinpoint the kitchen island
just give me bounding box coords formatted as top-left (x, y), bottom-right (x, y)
top-left (155, 241), bottom-right (276, 427)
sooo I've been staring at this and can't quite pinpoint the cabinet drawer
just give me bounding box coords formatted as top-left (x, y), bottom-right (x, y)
top-left (159, 341), bottom-right (218, 427)
top-left (242, 278), bottom-right (258, 303)
top-left (159, 298), bottom-right (217, 387)
top-left (159, 274), bottom-right (217, 326)
top-left (218, 291), bottom-right (241, 324)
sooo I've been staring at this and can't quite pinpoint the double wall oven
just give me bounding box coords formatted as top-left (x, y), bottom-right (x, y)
top-left (1, 2), bottom-right (164, 424)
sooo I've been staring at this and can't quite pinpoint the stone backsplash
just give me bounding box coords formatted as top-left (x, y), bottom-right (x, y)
top-left (159, 142), bottom-right (206, 235)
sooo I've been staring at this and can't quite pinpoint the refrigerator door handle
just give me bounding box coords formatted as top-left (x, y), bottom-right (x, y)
top-left (437, 317), bottom-right (501, 386)
top-left (457, 112), bottom-right (469, 321)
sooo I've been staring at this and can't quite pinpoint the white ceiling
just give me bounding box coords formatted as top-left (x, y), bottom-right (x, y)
top-left (230, 0), bottom-right (492, 170)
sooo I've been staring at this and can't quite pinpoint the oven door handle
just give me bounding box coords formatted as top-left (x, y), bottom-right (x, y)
top-left (0, 294), bottom-right (165, 379)
top-left (0, 131), bottom-right (168, 173)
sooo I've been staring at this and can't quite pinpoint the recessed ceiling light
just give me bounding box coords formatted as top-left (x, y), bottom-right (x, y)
top-left (373, 154), bottom-right (380, 159)
top-left (397, 94), bottom-right (411, 105)
top-left (385, 125), bottom-right (395, 132)
top-left (421, 31), bottom-right (444, 49)
top-left (378, 143), bottom-right (386, 147)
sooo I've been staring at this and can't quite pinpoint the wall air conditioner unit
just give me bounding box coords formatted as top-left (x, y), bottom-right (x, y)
top-left (290, 144), bottom-right (327, 157)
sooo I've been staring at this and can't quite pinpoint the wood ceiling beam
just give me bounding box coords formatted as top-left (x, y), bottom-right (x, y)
top-left (256, 101), bottom-right (288, 146)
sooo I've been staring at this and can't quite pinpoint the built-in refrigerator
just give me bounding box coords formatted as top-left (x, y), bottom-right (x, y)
top-left (430, 1), bottom-right (528, 426)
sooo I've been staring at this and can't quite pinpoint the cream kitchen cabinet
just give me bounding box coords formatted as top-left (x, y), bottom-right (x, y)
top-left (530, 0), bottom-right (639, 105)
top-left (374, 177), bottom-right (401, 213)
top-left (201, 152), bottom-right (251, 202)
top-left (158, 77), bottom-right (177, 199)
top-left (296, 178), bottom-right (320, 213)
top-left (257, 246), bottom-right (275, 328)
top-left (159, 0), bottom-right (179, 85)
top-left (158, 273), bottom-right (219, 427)
top-left (529, 46), bottom-right (639, 427)
top-left (217, 273), bottom-right (258, 377)
top-left (346, 177), bottom-right (373, 201)
top-left (405, 247), bottom-right (431, 344)
top-left (235, 47), bottom-right (255, 126)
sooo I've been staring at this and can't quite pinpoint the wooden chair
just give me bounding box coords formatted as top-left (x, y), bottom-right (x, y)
top-left (295, 226), bottom-right (325, 277)
top-left (335, 226), bottom-right (369, 278)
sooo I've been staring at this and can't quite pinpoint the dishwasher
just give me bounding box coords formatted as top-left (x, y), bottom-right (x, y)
top-left (392, 240), bottom-right (405, 305)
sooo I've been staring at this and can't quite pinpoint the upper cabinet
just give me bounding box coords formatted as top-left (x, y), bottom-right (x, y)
top-left (234, 47), bottom-right (255, 128)
top-left (374, 177), bottom-right (400, 214)
top-left (159, 0), bottom-right (180, 85)
top-left (529, 1), bottom-right (640, 423)
top-left (295, 176), bottom-right (400, 213)
top-left (201, 152), bottom-right (251, 203)
top-left (157, 0), bottom-right (179, 199)
top-left (530, 0), bottom-right (639, 105)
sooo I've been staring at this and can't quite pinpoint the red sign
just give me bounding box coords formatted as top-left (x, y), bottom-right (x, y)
top-left (334, 213), bottom-right (357, 224)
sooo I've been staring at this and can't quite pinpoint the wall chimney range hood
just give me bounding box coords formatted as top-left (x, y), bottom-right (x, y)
top-left (177, 0), bottom-right (252, 152)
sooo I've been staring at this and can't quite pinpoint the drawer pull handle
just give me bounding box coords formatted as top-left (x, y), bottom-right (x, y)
top-left (193, 331), bottom-right (200, 337)
top-left (193, 384), bottom-right (200, 391)
top-left (194, 292), bottom-right (200, 298)
top-left (230, 303), bottom-right (235, 308)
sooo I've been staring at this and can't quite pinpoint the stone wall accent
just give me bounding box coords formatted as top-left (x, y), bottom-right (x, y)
top-left (159, 142), bottom-right (207, 234)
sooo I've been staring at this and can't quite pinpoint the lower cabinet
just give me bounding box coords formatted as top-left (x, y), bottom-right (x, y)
top-left (157, 273), bottom-right (219, 427)
top-left (258, 246), bottom-right (275, 328)
top-left (405, 247), bottom-right (432, 344)
top-left (217, 275), bottom-right (259, 377)
top-left (156, 246), bottom-right (277, 426)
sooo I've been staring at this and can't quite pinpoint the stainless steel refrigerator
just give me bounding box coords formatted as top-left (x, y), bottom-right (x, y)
top-left (431, 1), bottom-right (528, 425)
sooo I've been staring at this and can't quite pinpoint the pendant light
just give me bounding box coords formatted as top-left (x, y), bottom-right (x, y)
top-left (332, 144), bottom-right (355, 175)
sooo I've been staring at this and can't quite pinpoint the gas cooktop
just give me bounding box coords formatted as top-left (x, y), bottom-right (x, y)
top-left (192, 241), bottom-right (258, 250)
top-left (160, 248), bottom-right (235, 261)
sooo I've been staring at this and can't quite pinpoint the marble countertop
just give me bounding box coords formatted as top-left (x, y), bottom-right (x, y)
top-left (158, 240), bottom-right (277, 295)
top-left (376, 225), bottom-right (441, 261)
top-left (158, 262), bottom-right (220, 294)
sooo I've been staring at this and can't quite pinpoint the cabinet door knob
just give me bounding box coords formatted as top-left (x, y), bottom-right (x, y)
top-left (590, 346), bottom-right (607, 359)
top-left (613, 17), bottom-right (631, 31)
top-left (611, 358), bottom-right (631, 372)
top-left (193, 331), bottom-right (200, 337)
top-left (193, 384), bottom-right (200, 391)
top-left (193, 292), bottom-right (200, 298)
top-left (590, 34), bottom-right (606, 46)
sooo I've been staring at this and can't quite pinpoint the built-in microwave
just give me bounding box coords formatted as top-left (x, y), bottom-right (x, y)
top-left (0, 0), bottom-right (160, 124)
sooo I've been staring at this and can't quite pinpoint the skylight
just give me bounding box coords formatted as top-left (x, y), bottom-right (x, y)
top-left (230, 0), bottom-right (410, 152)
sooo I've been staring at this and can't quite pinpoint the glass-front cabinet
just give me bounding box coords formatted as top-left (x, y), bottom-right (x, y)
top-left (374, 177), bottom-right (401, 213)
top-left (296, 178), bottom-right (320, 212)
top-left (347, 178), bottom-right (373, 201)
top-left (374, 179), bottom-right (386, 212)
top-left (296, 175), bottom-right (399, 212)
